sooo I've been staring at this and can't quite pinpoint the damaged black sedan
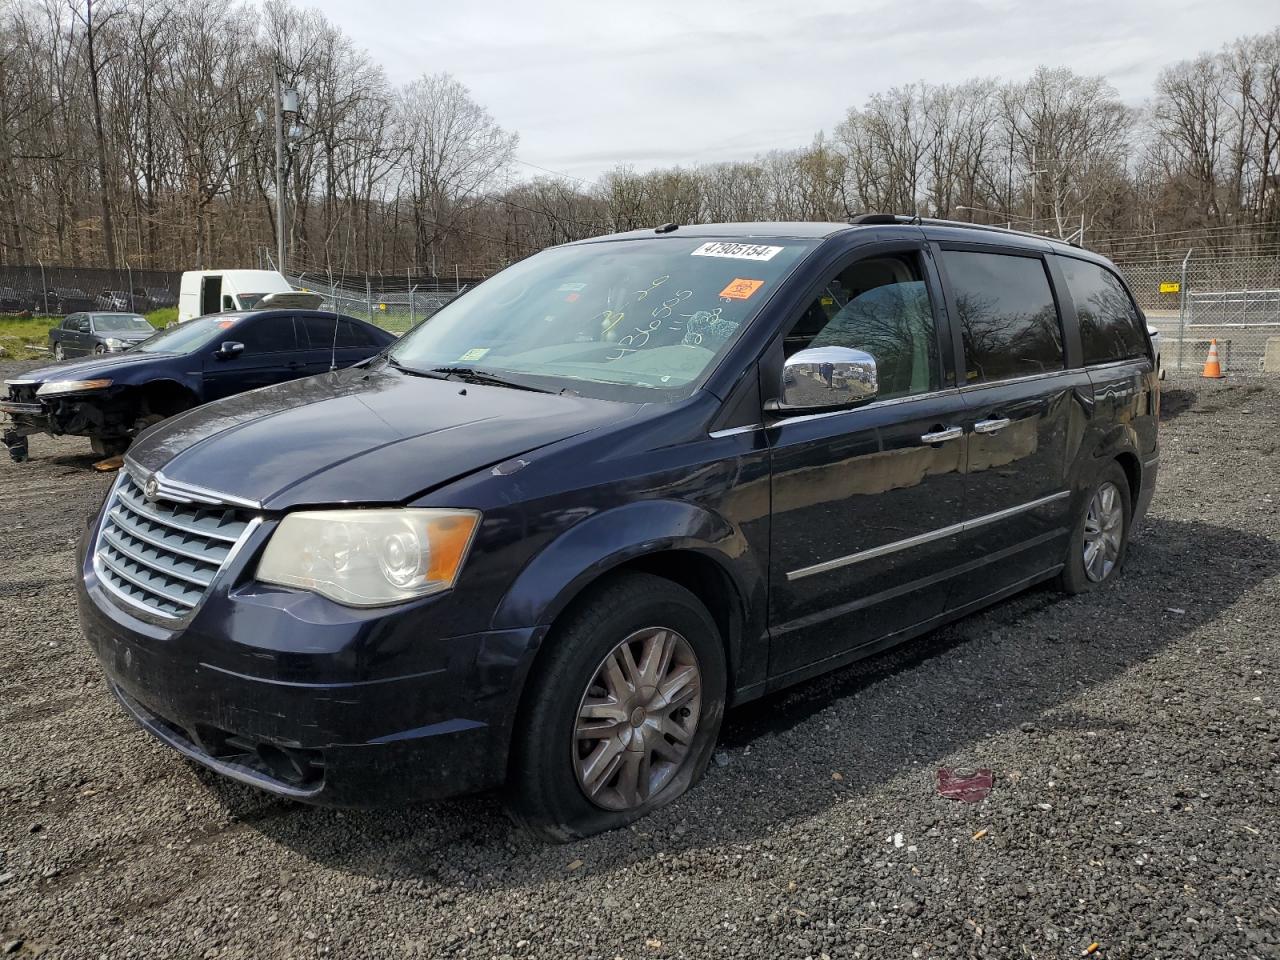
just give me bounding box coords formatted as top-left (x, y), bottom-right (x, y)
top-left (2, 308), bottom-right (394, 461)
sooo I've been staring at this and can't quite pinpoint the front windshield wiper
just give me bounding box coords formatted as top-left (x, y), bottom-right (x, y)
top-left (429, 367), bottom-right (552, 394)
top-left (384, 355), bottom-right (447, 379)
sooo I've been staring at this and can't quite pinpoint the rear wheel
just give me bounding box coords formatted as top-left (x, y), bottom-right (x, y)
top-left (505, 572), bottom-right (726, 841)
top-left (1060, 461), bottom-right (1132, 594)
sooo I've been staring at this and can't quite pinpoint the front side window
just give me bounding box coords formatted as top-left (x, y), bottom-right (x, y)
top-left (784, 252), bottom-right (940, 400)
top-left (388, 237), bottom-right (817, 401)
top-left (942, 250), bottom-right (1064, 383)
top-left (237, 316), bottom-right (297, 353)
top-left (1059, 257), bottom-right (1147, 365)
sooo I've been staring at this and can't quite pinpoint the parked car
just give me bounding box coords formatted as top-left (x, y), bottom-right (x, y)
top-left (2, 309), bottom-right (393, 460)
top-left (72, 218), bottom-right (1159, 840)
top-left (96, 290), bottom-right (148, 312)
top-left (48, 312), bottom-right (155, 359)
top-left (137, 286), bottom-right (177, 310)
top-left (0, 286), bottom-right (33, 314)
top-left (40, 287), bottom-right (95, 315)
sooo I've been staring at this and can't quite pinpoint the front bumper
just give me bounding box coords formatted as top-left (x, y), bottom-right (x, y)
top-left (76, 521), bottom-right (545, 807)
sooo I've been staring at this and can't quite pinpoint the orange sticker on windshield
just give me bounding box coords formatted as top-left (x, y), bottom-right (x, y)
top-left (719, 278), bottom-right (764, 300)
top-left (217, 319), bottom-right (236, 328)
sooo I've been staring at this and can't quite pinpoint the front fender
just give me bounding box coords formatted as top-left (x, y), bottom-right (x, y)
top-left (490, 497), bottom-right (765, 677)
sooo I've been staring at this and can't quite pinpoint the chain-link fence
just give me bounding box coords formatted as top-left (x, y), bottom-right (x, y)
top-left (0, 264), bottom-right (180, 318)
top-left (287, 271), bottom-right (475, 336)
top-left (1119, 256), bottom-right (1280, 376)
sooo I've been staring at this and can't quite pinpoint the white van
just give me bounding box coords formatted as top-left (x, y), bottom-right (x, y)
top-left (177, 270), bottom-right (294, 322)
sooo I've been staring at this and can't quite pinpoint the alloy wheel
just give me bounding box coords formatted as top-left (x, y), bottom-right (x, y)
top-left (1083, 481), bottom-right (1124, 582)
top-left (573, 627), bottom-right (702, 811)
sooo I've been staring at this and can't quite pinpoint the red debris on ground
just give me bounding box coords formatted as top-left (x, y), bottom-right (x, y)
top-left (937, 767), bottom-right (994, 802)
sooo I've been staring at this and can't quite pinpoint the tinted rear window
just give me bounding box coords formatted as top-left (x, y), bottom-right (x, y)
top-left (942, 250), bottom-right (1064, 383)
top-left (1059, 257), bottom-right (1147, 365)
top-left (298, 316), bottom-right (379, 349)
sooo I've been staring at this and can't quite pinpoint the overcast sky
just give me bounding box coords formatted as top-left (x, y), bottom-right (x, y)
top-left (319, 0), bottom-right (1279, 183)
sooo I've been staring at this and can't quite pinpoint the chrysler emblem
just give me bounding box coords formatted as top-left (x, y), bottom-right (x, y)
top-left (144, 476), bottom-right (159, 501)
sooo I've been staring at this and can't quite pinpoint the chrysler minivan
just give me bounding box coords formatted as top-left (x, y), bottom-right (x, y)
top-left (76, 217), bottom-right (1158, 840)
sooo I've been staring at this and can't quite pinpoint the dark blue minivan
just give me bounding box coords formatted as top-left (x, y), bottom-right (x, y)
top-left (75, 218), bottom-right (1159, 840)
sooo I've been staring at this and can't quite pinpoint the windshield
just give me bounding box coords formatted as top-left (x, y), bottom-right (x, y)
top-left (94, 314), bottom-right (151, 332)
top-left (132, 314), bottom-right (247, 354)
top-left (388, 236), bottom-right (816, 400)
top-left (238, 293), bottom-right (267, 309)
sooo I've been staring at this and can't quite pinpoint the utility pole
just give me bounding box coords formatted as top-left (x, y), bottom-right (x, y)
top-left (274, 71), bottom-right (287, 276)
top-left (262, 66), bottom-right (301, 276)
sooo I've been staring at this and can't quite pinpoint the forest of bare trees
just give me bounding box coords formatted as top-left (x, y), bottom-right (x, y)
top-left (1, 0), bottom-right (1277, 278)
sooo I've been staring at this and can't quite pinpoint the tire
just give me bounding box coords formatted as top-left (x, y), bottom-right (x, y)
top-left (1059, 461), bottom-right (1132, 594)
top-left (90, 436), bottom-right (129, 458)
top-left (94, 344), bottom-right (107, 355)
top-left (53, 343), bottom-right (64, 361)
top-left (505, 572), bottom-right (727, 842)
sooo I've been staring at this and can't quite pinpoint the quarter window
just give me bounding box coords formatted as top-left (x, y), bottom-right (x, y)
top-left (942, 251), bottom-right (1064, 383)
top-left (784, 253), bottom-right (940, 400)
top-left (1059, 257), bottom-right (1147, 364)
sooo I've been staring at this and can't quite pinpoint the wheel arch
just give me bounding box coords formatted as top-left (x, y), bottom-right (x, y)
top-left (491, 499), bottom-right (764, 700)
top-left (1112, 448), bottom-right (1141, 506)
top-left (135, 378), bottom-right (199, 418)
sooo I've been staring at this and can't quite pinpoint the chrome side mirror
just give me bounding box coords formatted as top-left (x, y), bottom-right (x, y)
top-left (215, 340), bottom-right (245, 360)
top-left (766, 346), bottom-right (878, 415)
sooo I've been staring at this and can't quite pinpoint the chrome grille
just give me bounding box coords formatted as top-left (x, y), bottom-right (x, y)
top-left (94, 470), bottom-right (253, 620)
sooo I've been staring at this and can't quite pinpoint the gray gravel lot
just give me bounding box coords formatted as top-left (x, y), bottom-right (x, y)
top-left (1, 362), bottom-right (1278, 959)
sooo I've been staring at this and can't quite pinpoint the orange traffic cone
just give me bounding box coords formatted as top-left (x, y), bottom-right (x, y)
top-left (1202, 339), bottom-right (1224, 379)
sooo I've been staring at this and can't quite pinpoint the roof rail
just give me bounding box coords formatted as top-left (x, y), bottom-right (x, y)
top-left (849, 213), bottom-right (1080, 248)
top-left (847, 213), bottom-right (920, 226)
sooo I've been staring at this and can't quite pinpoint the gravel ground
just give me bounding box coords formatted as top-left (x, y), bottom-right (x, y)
top-left (1, 363), bottom-right (1277, 960)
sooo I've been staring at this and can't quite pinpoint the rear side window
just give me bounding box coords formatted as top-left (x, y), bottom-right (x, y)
top-left (1059, 257), bottom-right (1147, 365)
top-left (297, 316), bottom-right (379, 348)
top-left (942, 250), bottom-right (1064, 383)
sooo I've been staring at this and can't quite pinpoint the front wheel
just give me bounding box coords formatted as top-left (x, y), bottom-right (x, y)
top-left (90, 436), bottom-right (129, 459)
top-left (505, 572), bottom-right (727, 841)
top-left (53, 342), bottom-right (64, 361)
top-left (1060, 461), bottom-right (1132, 594)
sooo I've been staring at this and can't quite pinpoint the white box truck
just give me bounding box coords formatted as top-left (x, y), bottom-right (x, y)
top-left (177, 269), bottom-right (295, 322)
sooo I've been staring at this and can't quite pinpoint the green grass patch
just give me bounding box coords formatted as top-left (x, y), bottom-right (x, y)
top-left (145, 307), bottom-right (176, 328)
top-left (0, 316), bottom-right (56, 361)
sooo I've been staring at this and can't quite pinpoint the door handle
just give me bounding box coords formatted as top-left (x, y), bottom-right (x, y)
top-left (974, 417), bottom-right (1011, 434)
top-left (920, 426), bottom-right (964, 444)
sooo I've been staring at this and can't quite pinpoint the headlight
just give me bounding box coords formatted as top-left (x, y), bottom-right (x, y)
top-left (104, 338), bottom-right (127, 351)
top-left (256, 508), bottom-right (481, 607)
top-left (36, 378), bottom-right (112, 396)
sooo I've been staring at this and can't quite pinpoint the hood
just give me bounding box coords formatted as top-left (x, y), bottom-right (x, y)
top-left (18, 353), bottom-right (166, 383)
top-left (126, 366), bottom-right (638, 509)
